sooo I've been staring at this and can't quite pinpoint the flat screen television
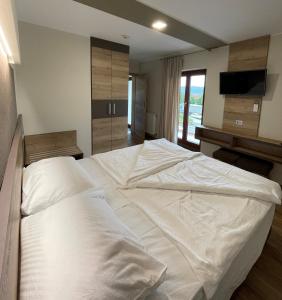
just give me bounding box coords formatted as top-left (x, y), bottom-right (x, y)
top-left (220, 69), bottom-right (267, 96)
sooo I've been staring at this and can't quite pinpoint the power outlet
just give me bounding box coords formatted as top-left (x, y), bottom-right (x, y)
top-left (253, 103), bottom-right (259, 113)
top-left (235, 120), bottom-right (243, 126)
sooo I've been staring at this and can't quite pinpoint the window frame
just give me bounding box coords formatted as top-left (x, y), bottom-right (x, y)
top-left (177, 69), bottom-right (207, 151)
top-left (128, 75), bottom-right (133, 128)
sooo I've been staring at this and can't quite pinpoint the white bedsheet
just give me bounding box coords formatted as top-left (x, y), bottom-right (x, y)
top-left (79, 159), bottom-right (206, 300)
top-left (94, 139), bottom-right (200, 185)
top-left (78, 139), bottom-right (280, 299)
top-left (132, 154), bottom-right (281, 205)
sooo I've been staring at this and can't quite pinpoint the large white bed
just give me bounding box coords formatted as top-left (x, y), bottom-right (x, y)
top-left (20, 139), bottom-right (281, 300)
top-left (76, 139), bottom-right (280, 300)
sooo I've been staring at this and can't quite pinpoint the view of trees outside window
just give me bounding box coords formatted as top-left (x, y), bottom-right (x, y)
top-left (178, 74), bottom-right (205, 144)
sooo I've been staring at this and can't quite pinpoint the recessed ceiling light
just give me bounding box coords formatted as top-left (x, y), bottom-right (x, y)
top-left (152, 20), bottom-right (167, 31)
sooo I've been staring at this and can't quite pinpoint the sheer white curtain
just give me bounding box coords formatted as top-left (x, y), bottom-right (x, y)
top-left (159, 56), bottom-right (183, 143)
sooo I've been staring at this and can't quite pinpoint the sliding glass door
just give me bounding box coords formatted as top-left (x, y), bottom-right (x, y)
top-left (178, 69), bottom-right (206, 151)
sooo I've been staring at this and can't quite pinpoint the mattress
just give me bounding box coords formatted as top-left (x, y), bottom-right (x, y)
top-left (77, 142), bottom-right (277, 300)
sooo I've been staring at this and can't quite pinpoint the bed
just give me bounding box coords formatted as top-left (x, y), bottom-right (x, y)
top-left (76, 140), bottom-right (279, 299)
top-left (0, 117), bottom-right (281, 300)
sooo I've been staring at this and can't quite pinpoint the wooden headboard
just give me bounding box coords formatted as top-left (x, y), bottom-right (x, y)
top-left (0, 115), bottom-right (24, 299)
top-left (0, 52), bottom-right (18, 186)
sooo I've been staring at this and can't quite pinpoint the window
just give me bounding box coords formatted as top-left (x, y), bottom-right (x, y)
top-left (178, 69), bottom-right (206, 151)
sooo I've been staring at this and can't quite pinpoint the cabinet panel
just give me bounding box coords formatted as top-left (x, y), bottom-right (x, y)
top-left (111, 117), bottom-right (128, 150)
top-left (112, 51), bottom-right (129, 99)
top-left (92, 47), bottom-right (111, 100)
top-left (92, 100), bottom-right (112, 119)
top-left (111, 100), bottom-right (128, 117)
top-left (91, 39), bottom-right (129, 154)
top-left (92, 118), bottom-right (111, 154)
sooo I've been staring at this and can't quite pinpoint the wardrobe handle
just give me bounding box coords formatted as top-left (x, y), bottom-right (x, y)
top-left (113, 103), bottom-right (116, 115)
top-left (108, 103), bottom-right (111, 115)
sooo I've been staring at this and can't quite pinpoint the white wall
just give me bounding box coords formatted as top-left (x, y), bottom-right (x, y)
top-left (15, 22), bottom-right (92, 156)
top-left (140, 35), bottom-right (282, 184)
top-left (259, 35), bottom-right (282, 141)
top-left (260, 34), bottom-right (282, 183)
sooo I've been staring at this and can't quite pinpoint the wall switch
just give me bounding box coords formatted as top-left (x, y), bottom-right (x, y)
top-left (235, 120), bottom-right (243, 126)
top-left (253, 103), bottom-right (259, 113)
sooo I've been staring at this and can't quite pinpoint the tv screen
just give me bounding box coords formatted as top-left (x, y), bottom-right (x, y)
top-left (220, 69), bottom-right (267, 96)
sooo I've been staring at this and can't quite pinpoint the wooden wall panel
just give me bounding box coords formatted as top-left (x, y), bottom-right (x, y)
top-left (91, 46), bottom-right (112, 100)
top-left (224, 97), bottom-right (261, 114)
top-left (228, 36), bottom-right (270, 71)
top-left (223, 97), bottom-right (262, 135)
top-left (111, 51), bottom-right (129, 99)
top-left (223, 36), bottom-right (270, 136)
top-left (223, 111), bottom-right (260, 136)
top-left (0, 53), bottom-right (17, 186)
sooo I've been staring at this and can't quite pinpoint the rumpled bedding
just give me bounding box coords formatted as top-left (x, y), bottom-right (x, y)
top-left (92, 139), bottom-right (281, 298)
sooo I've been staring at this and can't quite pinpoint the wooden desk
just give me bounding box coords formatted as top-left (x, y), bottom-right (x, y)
top-left (195, 126), bottom-right (282, 164)
top-left (24, 131), bottom-right (83, 166)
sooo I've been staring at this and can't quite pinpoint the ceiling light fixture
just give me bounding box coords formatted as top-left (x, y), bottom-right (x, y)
top-left (152, 20), bottom-right (167, 31)
top-left (0, 26), bottom-right (14, 63)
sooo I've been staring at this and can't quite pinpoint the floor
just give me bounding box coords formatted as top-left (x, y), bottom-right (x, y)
top-left (231, 204), bottom-right (282, 300)
top-left (127, 128), bottom-right (144, 146)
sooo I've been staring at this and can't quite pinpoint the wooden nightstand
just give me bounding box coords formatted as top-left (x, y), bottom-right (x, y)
top-left (24, 131), bottom-right (83, 166)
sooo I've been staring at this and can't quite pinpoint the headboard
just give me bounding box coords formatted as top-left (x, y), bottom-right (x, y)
top-left (0, 52), bottom-right (18, 186)
top-left (0, 115), bottom-right (24, 299)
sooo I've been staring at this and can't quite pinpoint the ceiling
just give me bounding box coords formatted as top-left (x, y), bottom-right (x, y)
top-left (16, 0), bottom-right (282, 62)
top-left (16, 0), bottom-right (201, 62)
top-left (74, 0), bottom-right (225, 49)
top-left (139, 0), bottom-right (282, 43)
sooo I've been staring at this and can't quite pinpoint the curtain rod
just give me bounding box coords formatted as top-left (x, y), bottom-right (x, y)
top-left (160, 49), bottom-right (207, 61)
top-left (159, 43), bottom-right (229, 61)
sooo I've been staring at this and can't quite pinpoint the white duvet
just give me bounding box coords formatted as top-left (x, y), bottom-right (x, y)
top-left (95, 139), bottom-right (281, 205)
top-left (93, 139), bottom-right (281, 299)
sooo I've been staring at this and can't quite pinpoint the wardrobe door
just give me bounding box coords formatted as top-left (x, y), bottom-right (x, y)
top-left (91, 37), bottom-right (129, 154)
top-left (111, 116), bottom-right (128, 151)
top-left (92, 47), bottom-right (111, 100)
top-left (111, 50), bottom-right (129, 150)
top-left (92, 118), bottom-right (111, 154)
top-left (111, 51), bottom-right (129, 99)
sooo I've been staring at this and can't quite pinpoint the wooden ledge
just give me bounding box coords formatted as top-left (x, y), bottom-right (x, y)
top-left (195, 126), bottom-right (282, 164)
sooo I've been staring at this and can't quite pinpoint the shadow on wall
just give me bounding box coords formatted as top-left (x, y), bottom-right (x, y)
top-left (264, 73), bottom-right (280, 101)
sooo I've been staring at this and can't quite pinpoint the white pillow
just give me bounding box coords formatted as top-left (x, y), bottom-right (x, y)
top-left (20, 189), bottom-right (167, 300)
top-left (22, 157), bottom-right (94, 215)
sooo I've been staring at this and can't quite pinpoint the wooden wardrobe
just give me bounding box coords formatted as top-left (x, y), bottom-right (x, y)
top-left (91, 37), bottom-right (129, 154)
